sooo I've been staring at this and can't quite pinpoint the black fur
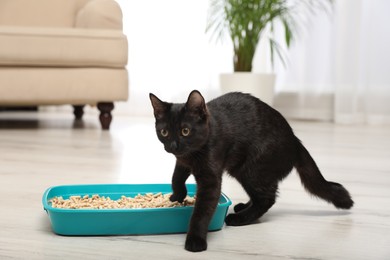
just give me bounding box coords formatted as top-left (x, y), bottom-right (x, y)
top-left (149, 90), bottom-right (353, 252)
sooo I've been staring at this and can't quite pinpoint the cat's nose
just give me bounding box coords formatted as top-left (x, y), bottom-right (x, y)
top-left (170, 141), bottom-right (178, 152)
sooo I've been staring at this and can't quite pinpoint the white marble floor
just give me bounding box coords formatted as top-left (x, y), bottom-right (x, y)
top-left (0, 111), bottom-right (389, 259)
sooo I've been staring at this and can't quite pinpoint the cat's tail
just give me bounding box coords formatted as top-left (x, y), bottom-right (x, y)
top-left (294, 139), bottom-right (354, 209)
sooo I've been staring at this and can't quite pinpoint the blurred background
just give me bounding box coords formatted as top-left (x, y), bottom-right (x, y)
top-left (116, 0), bottom-right (390, 125)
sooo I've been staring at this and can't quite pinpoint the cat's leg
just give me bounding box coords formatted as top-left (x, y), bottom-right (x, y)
top-left (225, 179), bottom-right (278, 226)
top-left (185, 172), bottom-right (222, 252)
top-left (233, 201), bottom-right (251, 213)
top-left (170, 161), bottom-right (191, 203)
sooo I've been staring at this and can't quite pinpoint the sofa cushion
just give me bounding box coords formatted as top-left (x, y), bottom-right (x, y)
top-left (0, 67), bottom-right (128, 105)
top-left (0, 26), bottom-right (127, 68)
top-left (0, 0), bottom-right (89, 27)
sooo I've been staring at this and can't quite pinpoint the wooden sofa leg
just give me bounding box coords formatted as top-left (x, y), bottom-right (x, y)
top-left (73, 105), bottom-right (85, 120)
top-left (97, 102), bottom-right (114, 130)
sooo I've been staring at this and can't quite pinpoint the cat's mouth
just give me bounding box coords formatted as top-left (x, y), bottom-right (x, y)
top-left (165, 148), bottom-right (188, 157)
top-left (167, 150), bottom-right (185, 157)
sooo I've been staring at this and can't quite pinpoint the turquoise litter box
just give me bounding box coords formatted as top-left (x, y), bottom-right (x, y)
top-left (42, 184), bottom-right (232, 236)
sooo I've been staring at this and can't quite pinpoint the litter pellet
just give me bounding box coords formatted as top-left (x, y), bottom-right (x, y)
top-left (50, 193), bottom-right (196, 209)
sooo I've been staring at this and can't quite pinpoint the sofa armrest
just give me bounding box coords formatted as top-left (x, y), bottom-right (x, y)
top-left (75, 0), bottom-right (123, 30)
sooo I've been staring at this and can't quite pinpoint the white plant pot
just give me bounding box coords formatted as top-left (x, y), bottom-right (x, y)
top-left (219, 72), bottom-right (276, 106)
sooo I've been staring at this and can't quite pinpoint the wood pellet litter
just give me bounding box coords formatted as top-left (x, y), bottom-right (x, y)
top-left (50, 193), bottom-right (196, 209)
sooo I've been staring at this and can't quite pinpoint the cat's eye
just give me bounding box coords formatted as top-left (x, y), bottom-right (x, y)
top-left (160, 129), bottom-right (169, 137)
top-left (181, 128), bottom-right (191, 136)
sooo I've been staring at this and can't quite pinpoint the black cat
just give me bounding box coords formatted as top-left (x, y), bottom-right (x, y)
top-left (149, 90), bottom-right (353, 252)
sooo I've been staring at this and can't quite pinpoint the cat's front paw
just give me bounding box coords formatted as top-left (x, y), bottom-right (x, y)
top-left (185, 235), bottom-right (207, 252)
top-left (169, 193), bottom-right (186, 203)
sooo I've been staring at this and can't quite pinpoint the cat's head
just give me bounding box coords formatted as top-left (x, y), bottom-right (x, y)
top-left (149, 90), bottom-right (210, 157)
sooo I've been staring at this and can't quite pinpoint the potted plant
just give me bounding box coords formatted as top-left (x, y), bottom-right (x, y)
top-left (206, 0), bottom-right (332, 105)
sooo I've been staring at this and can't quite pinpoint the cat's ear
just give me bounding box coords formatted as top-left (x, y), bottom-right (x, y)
top-left (149, 93), bottom-right (168, 119)
top-left (185, 90), bottom-right (207, 118)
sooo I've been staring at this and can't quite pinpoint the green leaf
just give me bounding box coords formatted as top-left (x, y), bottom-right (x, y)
top-left (269, 37), bottom-right (287, 68)
top-left (282, 18), bottom-right (292, 48)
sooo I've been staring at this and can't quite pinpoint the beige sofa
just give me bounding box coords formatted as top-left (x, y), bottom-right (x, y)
top-left (0, 0), bottom-right (128, 130)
